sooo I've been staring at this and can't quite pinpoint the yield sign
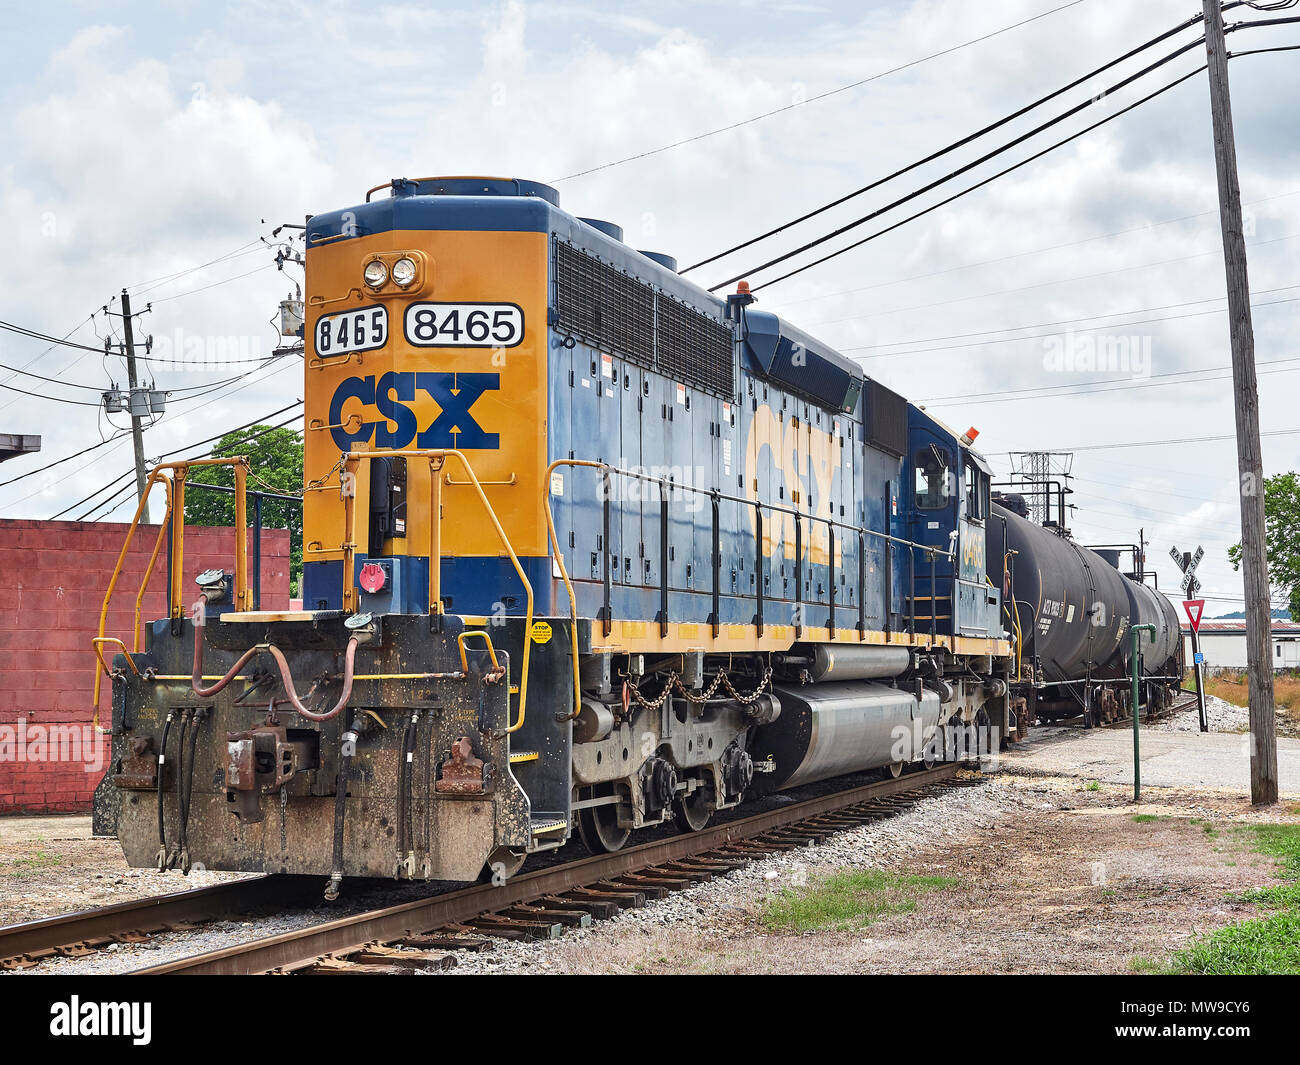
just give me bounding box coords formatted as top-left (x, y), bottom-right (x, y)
top-left (1183, 599), bottom-right (1206, 632)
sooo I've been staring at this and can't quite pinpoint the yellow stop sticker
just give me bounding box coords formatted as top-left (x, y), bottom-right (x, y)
top-left (530, 621), bottom-right (553, 645)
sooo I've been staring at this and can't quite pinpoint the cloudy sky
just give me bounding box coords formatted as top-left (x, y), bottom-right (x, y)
top-left (2, 0), bottom-right (1297, 615)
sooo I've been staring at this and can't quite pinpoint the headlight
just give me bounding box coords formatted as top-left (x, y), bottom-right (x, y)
top-left (391, 257), bottom-right (417, 287)
top-left (363, 260), bottom-right (388, 288)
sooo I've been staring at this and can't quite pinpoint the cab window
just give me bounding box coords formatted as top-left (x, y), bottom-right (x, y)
top-left (913, 445), bottom-right (952, 510)
top-left (964, 458), bottom-right (988, 520)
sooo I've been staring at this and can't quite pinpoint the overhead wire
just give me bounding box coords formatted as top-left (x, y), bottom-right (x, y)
top-left (550, 0), bottom-right (1091, 183)
top-left (683, 10), bottom-right (1206, 274)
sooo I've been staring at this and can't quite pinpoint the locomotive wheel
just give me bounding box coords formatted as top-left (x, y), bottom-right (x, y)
top-left (673, 782), bottom-right (714, 833)
top-left (577, 788), bottom-right (630, 854)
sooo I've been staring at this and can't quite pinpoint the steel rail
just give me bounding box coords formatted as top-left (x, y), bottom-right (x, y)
top-left (135, 763), bottom-right (961, 975)
top-left (0, 875), bottom-right (319, 970)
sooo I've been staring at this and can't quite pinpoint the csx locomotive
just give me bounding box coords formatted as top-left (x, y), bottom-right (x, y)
top-left (95, 176), bottom-right (1021, 893)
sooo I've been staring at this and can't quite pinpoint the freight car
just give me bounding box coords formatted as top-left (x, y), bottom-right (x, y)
top-left (93, 176), bottom-right (1014, 894)
top-left (989, 491), bottom-right (1183, 728)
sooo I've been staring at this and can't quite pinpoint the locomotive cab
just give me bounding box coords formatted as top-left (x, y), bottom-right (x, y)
top-left (905, 408), bottom-right (1001, 641)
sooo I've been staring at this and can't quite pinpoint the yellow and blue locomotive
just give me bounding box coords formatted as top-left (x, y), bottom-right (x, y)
top-left (95, 177), bottom-right (1011, 893)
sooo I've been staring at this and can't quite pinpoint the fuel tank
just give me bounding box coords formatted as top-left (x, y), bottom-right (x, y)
top-left (750, 681), bottom-right (941, 792)
top-left (991, 501), bottom-right (1130, 681)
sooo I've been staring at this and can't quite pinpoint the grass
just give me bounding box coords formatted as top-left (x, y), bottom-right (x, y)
top-left (1171, 911), bottom-right (1300, 975)
top-left (1086, 780), bottom-right (1101, 792)
top-left (4, 850), bottom-right (62, 877)
top-left (1186, 668), bottom-right (1300, 724)
top-left (761, 870), bottom-right (956, 932)
top-left (1133, 813), bottom-right (1161, 823)
top-left (1166, 824), bottom-right (1300, 975)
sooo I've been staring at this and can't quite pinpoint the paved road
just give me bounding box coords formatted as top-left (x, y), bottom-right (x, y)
top-left (999, 727), bottom-right (1300, 797)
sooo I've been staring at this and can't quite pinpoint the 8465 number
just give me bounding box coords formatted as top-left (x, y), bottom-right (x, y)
top-left (403, 302), bottom-right (524, 348)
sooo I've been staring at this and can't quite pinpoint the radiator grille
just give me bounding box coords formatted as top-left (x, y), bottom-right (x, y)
top-left (656, 295), bottom-right (734, 396)
top-left (554, 241), bottom-right (654, 368)
top-left (553, 240), bottom-right (734, 396)
top-left (863, 378), bottom-right (908, 457)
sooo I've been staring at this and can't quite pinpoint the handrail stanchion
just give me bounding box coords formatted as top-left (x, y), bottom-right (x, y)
top-left (233, 462), bottom-right (249, 611)
top-left (602, 470), bottom-right (612, 636)
top-left (793, 511), bottom-right (803, 637)
top-left (658, 490), bottom-right (669, 638)
top-left (710, 492), bottom-right (721, 638)
top-left (169, 468), bottom-right (187, 619)
top-left (828, 522), bottom-right (836, 638)
top-left (428, 457), bottom-right (444, 618)
top-left (340, 455), bottom-right (359, 614)
top-left (134, 479), bottom-right (173, 652)
top-left (858, 530), bottom-right (867, 641)
top-left (929, 550), bottom-right (937, 643)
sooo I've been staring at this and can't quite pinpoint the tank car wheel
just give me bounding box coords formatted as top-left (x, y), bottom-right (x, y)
top-left (577, 788), bottom-right (630, 854)
top-left (886, 761), bottom-right (905, 779)
top-left (480, 846), bottom-right (527, 884)
top-left (673, 782), bottom-right (714, 833)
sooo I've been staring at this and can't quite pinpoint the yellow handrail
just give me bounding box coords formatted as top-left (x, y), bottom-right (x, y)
top-left (133, 479), bottom-right (173, 652)
top-left (341, 448), bottom-right (533, 734)
top-left (456, 630), bottom-right (502, 674)
top-left (92, 457), bottom-right (252, 728)
top-left (542, 459), bottom-right (601, 724)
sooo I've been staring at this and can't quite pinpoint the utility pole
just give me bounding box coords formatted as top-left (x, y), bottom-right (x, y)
top-left (119, 289), bottom-right (151, 525)
top-left (1202, 0), bottom-right (1277, 804)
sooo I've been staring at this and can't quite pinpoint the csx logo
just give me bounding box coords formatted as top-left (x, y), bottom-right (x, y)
top-left (328, 372), bottom-right (500, 451)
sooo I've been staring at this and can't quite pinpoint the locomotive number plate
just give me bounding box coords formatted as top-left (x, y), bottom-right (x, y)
top-left (403, 302), bottom-right (524, 348)
top-left (315, 306), bottom-right (388, 357)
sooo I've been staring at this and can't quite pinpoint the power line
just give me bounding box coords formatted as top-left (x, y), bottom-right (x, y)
top-left (920, 354), bottom-right (1300, 408)
top-left (0, 317), bottom-right (110, 355)
top-left (71, 406), bottom-right (304, 522)
top-left (0, 431), bottom-right (130, 490)
top-left (683, 11), bottom-right (1204, 274)
top-left (846, 286), bottom-right (1300, 358)
top-left (722, 64), bottom-right (1209, 293)
top-left (713, 20), bottom-right (1300, 295)
top-left (550, 0), bottom-right (1091, 183)
top-left (128, 236), bottom-right (268, 297)
top-left (772, 188), bottom-right (1300, 310)
top-left (147, 262), bottom-right (279, 305)
top-left (1015, 426), bottom-right (1300, 452)
top-left (799, 230), bottom-right (1300, 330)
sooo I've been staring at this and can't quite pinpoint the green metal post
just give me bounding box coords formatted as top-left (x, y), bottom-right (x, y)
top-left (1131, 624), bottom-right (1156, 802)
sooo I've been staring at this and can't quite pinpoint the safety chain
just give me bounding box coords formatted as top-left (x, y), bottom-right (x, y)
top-left (622, 666), bottom-right (773, 713)
top-left (247, 468), bottom-right (302, 497)
top-left (304, 455), bottom-right (346, 493)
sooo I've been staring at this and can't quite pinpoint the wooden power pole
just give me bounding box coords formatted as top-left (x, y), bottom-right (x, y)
top-left (119, 289), bottom-right (151, 525)
top-left (1202, 0), bottom-right (1278, 804)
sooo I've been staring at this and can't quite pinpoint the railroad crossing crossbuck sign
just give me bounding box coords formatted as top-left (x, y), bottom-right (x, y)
top-left (1170, 543), bottom-right (1203, 596)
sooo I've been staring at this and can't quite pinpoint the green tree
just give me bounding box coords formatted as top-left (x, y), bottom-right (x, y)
top-left (184, 425), bottom-right (304, 596)
top-left (1228, 470), bottom-right (1300, 618)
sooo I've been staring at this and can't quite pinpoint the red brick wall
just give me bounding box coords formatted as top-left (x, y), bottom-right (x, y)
top-left (0, 520), bottom-right (290, 814)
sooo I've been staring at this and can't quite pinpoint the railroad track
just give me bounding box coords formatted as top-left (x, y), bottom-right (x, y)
top-left (0, 875), bottom-right (322, 971)
top-left (131, 763), bottom-right (975, 975)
